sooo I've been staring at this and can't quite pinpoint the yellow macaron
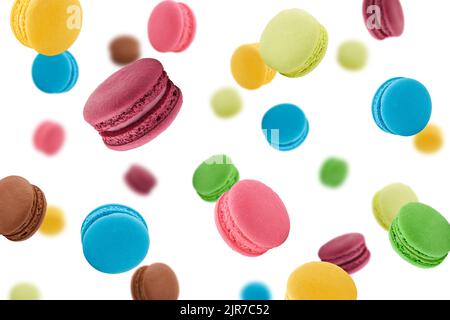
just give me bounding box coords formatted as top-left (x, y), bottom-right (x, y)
top-left (39, 206), bottom-right (65, 236)
top-left (286, 262), bottom-right (357, 300)
top-left (231, 44), bottom-right (276, 90)
top-left (413, 124), bottom-right (444, 154)
top-left (11, 0), bottom-right (83, 56)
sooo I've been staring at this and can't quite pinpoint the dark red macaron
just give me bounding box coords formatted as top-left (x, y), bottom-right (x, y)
top-left (363, 0), bottom-right (404, 40)
top-left (125, 165), bottom-right (157, 195)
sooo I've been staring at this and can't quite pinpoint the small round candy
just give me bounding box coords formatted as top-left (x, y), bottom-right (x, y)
top-left (372, 78), bottom-right (432, 136)
top-left (109, 35), bottom-right (141, 65)
top-left (337, 40), bottom-right (368, 71)
top-left (9, 283), bottom-right (40, 300)
top-left (413, 124), bottom-right (443, 154)
top-left (262, 103), bottom-right (309, 151)
top-left (40, 206), bottom-right (65, 236)
top-left (211, 87), bottom-right (243, 118)
top-left (241, 282), bottom-right (272, 300)
top-left (81, 204), bottom-right (150, 274)
top-left (33, 121), bottom-right (65, 156)
top-left (32, 51), bottom-right (79, 94)
top-left (320, 157), bottom-right (349, 188)
top-left (231, 44), bottom-right (276, 90)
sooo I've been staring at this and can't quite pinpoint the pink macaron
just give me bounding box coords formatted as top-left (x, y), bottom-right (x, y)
top-left (83, 58), bottom-right (183, 151)
top-left (33, 121), bottom-right (65, 156)
top-left (148, 0), bottom-right (196, 53)
top-left (318, 233), bottom-right (371, 274)
top-left (215, 180), bottom-right (290, 257)
top-left (125, 165), bottom-right (157, 195)
top-left (363, 0), bottom-right (404, 40)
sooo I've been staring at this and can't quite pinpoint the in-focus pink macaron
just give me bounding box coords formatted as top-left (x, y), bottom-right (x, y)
top-left (83, 58), bottom-right (183, 151)
top-left (125, 165), bottom-right (157, 195)
top-left (215, 180), bottom-right (290, 257)
top-left (148, 0), bottom-right (196, 53)
top-left (318, 233), bottom-right (371, 274)
top-left (33, 121), bottom-right (65, 156)
top-left (363, 0), bottom-right (404, 40)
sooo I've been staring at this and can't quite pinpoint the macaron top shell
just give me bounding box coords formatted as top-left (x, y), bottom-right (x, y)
top-left (84, 58), bottom-right (164, 127)
top-left (224, 180), bottom-right (290, 250)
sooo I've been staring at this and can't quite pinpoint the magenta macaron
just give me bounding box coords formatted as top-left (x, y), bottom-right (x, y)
top-left (215, 180), bottom-right (290, 257)
top-left (33, 120), bottom-right (65, 156)
top-left (148, 0), bottom-right (196, 53)
top-left (318, 233), bottom-right (371, 274)
top-left (83, 58), bottom-right (183, 151)
top-left (363, 0), bottom-right (404, 40)
top-left (125, 165), bottom-right (157, 196)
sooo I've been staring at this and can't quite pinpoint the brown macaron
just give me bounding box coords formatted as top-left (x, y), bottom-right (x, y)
top-left (131, 263), bottom-right (179, 300)
top-left (0, 176), bottom-right (47, 241)
top-left (109, 35), bottom-right (141, 65)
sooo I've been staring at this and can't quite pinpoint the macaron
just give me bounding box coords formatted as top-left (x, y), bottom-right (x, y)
top-left (11, 0), bottom-right (83, 56)
top-left (215, 180), bottom-right (290, 257)
top-left (39, 205), bottom-right (65, 236)
top-left (125, 165), bottom-right (157, 196)
top-left (9, 283), bottom-right (40, 300)
top-left (363, 0), bottom-right (404, 40)
top-left (231, 44), bottom-right (276, 90)
top-left (262, 103), bottom-right (309, 151)
top-left (0, 176), bottom-right (47, 241)
top-left (318, 233), bottom-right (371, 274)
top-left (32, 51), bottom-right (79, 94)
top-left (241, 282), bottom-right (272, 300)
top-left (110, 35), bottom-right (141, 65)
top-left (413, 124), bottom-right (444, 154)
top-left (286, 262), bottom-right (357, 300)
top-left (372, 183), bottom-right (418, 230)
top-left (33, 121), bottom-right (65, 156)
top-left (148, 0), bottom-right (196, 53)
top-left (337, 40), bottom-right (368, 71)
top-left (211, 87), bottom-right (243, 118)
top-left (372, 77), bottom-right (432, 136)
top-left (83, 58), bottom-right (183, 151)
top-left (320, 157), bottom-right (349, 188)
top-left (260, 9), bottom-right (328, 78)
top-left (193, 155), bottom-right (240, 202)
top-left (131, 263), bottom-right (179, 300)
top-left (389, 203), bottom-right (450, 268)
top-left (81, 204), bottom-right (150, 274)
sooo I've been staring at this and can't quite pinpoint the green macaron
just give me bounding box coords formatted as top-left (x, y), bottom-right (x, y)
top-left (337, 40), bottom-right (368, 71)
top-left (211, 87), bottom-right (243, 118)
top-left (260, 9), bottom-right (328, 78)
top-left (389, 203), bottom-right (450, 268)
top-left (9, 283), bottom-right (40, 300)
top-left (193, 154), bottom-right (240, 202)
top-left (320, 157), bottom-right (348, 188)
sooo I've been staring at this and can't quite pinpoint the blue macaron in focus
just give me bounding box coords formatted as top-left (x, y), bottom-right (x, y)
top-left (81, 204), bottom-right (150, 274)
top-left (262, 103), bottom-right (309, 151)
top-left (372, 77), bottom-right (432, 136)
top-left (241, 282), bottom-right (272, 300)
top-left (32, 51), bottom-right (79, 94)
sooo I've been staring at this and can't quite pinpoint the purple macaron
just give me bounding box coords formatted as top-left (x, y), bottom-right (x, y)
top-left (318, 233), bottom-right (371, 274)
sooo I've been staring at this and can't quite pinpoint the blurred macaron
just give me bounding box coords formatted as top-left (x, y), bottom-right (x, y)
top-left (40, 205), bottom-right (65, 236)
top-left (413, 124), bottom-right (443, 154)
top-left (320, 157), bottom-right (349, 188)
top-left (125, 165), bottom-right (157, 196)
top-left (241, 282), bottom-right (272, 300)
top-left (211, 87), bottom-right (243, 118)
top-left (9, 283), bottom-right (40, 300)
top-left (337, 40), bottom-right (368, 71)
top-left (109, 35), bottom-right (141, 65)
top-left (33, 121), bottom-right (65, 156)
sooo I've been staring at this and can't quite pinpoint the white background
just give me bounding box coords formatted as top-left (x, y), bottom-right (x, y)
top-left (0, 0), bottom-right (449, 300)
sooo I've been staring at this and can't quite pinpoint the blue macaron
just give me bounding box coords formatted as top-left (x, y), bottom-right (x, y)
top-left (372, 77), bottom-right (432, 136)
top-left (241, 282), bottom-right (272, 300)
top-left (261, 103), bottom-right (309, 151)
top-left (32, 51), bottom-right (79, 94)
top-left (81, 204), bottom-right (150, 274)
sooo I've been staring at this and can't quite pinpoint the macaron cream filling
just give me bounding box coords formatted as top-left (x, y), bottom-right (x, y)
top-left (389, 217), bottom-right (447, 267)
top-left (174, 3), bottom-right (196, 52)
top-left (11, 0), bottom-right (31, 47)
top-left (216, 193), bottom-right (268, 256)
top-left (5, 186), bottom-right (46, 241)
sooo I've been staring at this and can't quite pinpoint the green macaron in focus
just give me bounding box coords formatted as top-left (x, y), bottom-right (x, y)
top-left (389, 203), bottom-right (450, 268)
top-left (211, 87), bottom-right (243, 118)
top-left (9, 283), bottom-right (40, 300)
top-left (320, 157), bottom-right (348, 188)
top-left (337, 40), bottom-right (368, 71)
top-left (193, 154), bottom-right (240, 202)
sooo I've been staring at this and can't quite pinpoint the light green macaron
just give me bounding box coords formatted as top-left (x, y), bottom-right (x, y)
top-left (211, 87), bottom-right (243, 118)
top-left (9, 283), bottom-right (41, 300)
top-left (337, 40), bottom-right (368, 71)
top-left (260, 9), bottom-right (328, 78)
top-left (372, 183), bottom-right (418, 231)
